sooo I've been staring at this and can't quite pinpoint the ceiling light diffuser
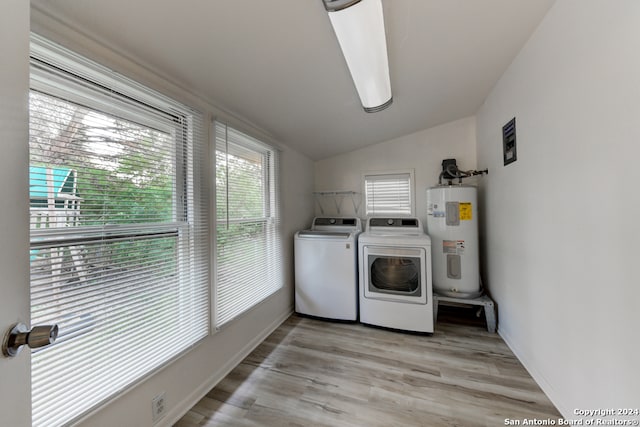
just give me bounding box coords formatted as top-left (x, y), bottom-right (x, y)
top-left (323, 0), bottom-right (393, 113)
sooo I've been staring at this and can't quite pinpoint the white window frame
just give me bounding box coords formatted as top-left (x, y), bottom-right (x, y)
top-left (362, 169), bottom-right (415, 217)
top-left (213, 121), bottom-right (282, 329)
top-left (28, 34), bottom-right (209, 427)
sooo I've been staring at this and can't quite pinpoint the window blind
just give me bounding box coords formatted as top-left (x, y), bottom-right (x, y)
top-left (364, 172), bottom-right (413, 216)
top-left (214, 122), bottom-right (282, 327)
top-left (29, 34), bottom-right (209, 427)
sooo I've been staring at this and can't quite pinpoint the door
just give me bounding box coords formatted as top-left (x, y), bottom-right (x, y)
top-left (0, 2), bottom-right (31, 426)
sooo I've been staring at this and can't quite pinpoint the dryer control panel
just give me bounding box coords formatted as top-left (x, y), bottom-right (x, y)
top-left (368, 218), bottom-right (419, 227)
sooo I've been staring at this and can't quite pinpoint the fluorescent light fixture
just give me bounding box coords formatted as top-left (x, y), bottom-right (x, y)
top-left (323, 0), bottom-right (392, 113)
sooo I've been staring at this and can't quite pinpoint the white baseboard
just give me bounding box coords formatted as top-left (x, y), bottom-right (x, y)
top-left (498, 326), bottom-right (571, 419)
top-left (161, 309), bottom-right (293, 426)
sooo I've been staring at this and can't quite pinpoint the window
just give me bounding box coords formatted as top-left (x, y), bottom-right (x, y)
top-left (29, 35), bottom-right (208, 427)
top-left (214, 122), bottom-right (282, 327)
top-left (364, 171), bottom-right (414, 216)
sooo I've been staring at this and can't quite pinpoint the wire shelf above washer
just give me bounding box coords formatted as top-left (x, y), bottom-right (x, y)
top-left (313, 191), bottom-right (361, 215)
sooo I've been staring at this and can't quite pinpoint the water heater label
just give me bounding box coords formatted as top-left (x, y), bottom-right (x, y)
top-left (443, 240), bottom-right (465, 255)
top-left (427, 203), bottom-right (445, 217)
top-left (459, 202), bottom-right (472, 220)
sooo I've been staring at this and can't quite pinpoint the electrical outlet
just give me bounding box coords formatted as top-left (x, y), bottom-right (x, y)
top-left (151, 392), bottom-right (166, 423)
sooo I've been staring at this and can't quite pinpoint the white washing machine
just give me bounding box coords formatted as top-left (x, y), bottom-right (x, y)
top-left (294, 217), bottom-right (361, 321)
top-left (358, 217), bottom-right (433, 333)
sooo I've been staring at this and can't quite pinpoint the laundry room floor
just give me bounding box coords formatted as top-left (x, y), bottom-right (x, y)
top-left (175, 311), bottom-right (561, 427)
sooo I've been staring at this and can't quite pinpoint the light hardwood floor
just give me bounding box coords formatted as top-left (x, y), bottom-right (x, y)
top-left (175, 309), bottom-right (560, 426)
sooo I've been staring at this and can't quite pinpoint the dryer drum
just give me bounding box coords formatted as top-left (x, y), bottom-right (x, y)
top-left (370, 258), bottom-right (419, 292)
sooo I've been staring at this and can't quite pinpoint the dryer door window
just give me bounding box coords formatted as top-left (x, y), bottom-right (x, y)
top-left (369, 256), bottom-right (421, 295)
top-left (363, 246), bottom-right (427, 304)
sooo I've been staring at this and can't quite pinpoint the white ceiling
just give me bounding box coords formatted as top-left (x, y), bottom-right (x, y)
top-left (31, 0), bottom-right (555, 160)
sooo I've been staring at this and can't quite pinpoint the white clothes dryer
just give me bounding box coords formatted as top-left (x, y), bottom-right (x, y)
top-left (358, 217), bottom-right (433, 333)
top-left (294, 217), bottom-right (361, 321)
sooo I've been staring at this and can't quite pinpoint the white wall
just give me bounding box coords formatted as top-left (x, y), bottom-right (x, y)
top-left (314, 116), bottom-right (477, 224)
top-left (27, 10), bottom-right (315, 427)
top-left (476, 0), bottom-right (640, 417)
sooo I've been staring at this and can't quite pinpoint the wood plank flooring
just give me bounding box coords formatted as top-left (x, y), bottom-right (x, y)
top-left (174, 308), bottom-right (560, 426)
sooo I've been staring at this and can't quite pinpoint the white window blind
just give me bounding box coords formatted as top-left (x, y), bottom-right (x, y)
top-left (214, 122), bottom-right (282, 327)
top-left (29, 34), bottom-right (209, 427)
top-left (364, 172), bottom-right (413, 216)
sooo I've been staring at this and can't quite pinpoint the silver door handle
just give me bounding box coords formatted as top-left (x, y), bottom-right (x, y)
top-left (2, 323), bottom-right (58, 357)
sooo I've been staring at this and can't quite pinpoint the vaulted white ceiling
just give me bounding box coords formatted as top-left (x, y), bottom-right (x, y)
top-left (31, 0), bottom-right (555, 160)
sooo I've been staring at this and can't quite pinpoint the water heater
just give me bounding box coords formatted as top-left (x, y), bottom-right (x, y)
top-left (426, 185), bottom-right (481, 298)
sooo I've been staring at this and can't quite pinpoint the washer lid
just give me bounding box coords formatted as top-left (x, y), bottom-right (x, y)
top-left (296, 231), bottom-right (352, 239)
